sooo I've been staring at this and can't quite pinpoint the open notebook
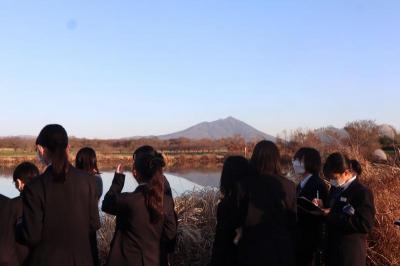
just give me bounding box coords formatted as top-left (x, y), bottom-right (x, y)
top-left (297, 197), bottom-right (324, 216)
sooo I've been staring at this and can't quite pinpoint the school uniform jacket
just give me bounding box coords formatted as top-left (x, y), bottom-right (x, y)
top-left (296, 175), bottom-right (329, 266)
top-left (210, 196), bottom-right (248, 266)
top-left (239, 174), bottom-right (297, 266)
top-left (0, 194), bottom-right (19, 266)
top-left (19, 165), bottom-right (101, 266)
top-left (160, 178), bottom-right (178, 266)
top-left (101, 173), bottom-right (177, 266)
top-left (326, 179), bottom-right (375, 266)
top-left (10, 197), bottom-right (30, 266)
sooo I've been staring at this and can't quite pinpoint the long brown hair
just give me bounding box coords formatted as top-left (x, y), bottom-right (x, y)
top-left (75, 147), bottom-right (100, 175)
top-left (134, 145), bottom-right (165, 223)
top-left (36, 124), bottom-right (70, 181)
top-left (250, 140), bottom-right (282, 176)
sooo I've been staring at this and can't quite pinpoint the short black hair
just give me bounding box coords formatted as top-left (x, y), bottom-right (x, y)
top-left (13, 162), bottom-right (39, 183)
top-left (294, 147), bottom-right (322, 176)
top-left (324, 152), bottom-right (362, 177)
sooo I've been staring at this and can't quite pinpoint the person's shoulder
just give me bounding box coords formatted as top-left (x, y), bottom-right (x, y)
top-left (27, 171), bottom-right (47, 189)
top-left (10, 195), bottom-right (22, 204)
top-left (252, 174), bottom-right (295, 193)
top-left (94, 174), bottom-right (103, 182)
top-left (32, 166), bottom-right (55, 184)
top-left (68, 166), bottom-right (89, 178)
top-left (121, 189), bottom-right (145, 209)
top-left (125, 186), bottom-right (146, 200)
top-left (310, 175), bottom-right (328, 187)
top-left (22, 173), bottom-right (47, 201)
top-left (275, 174), bottom-right (296, 187)
top-left (10, 196), bottom-right (23, 216)
top-left (68, 166), bottom-right (97, 183)
top-left (0, 193), bottom-right (9, 201)
top-left (352, 179), bottom-right (373, 197)
top-left (0, 194), bottom-right (10, 209)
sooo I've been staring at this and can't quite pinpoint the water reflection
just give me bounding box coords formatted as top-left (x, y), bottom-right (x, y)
top-left (0, 170), bottom-right (218, 200)
top-left (0, 175), bottom-right (18, 198)
top-left (99, 172), bottom-right (204, 201)
top-left (168, 170), bottom-right (221, 187)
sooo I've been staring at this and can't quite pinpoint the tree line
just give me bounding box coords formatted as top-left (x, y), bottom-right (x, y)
top-left (0, 120), bottom-right (399, 164)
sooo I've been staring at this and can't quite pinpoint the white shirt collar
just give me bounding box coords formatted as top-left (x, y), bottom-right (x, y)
top-left (341, 176), bottom-right (357, 191)
top-left (300, 174), bottom-right (313, 189)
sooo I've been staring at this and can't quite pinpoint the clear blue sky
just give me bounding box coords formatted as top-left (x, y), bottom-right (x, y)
top-left (0, 0), bottom-right (399, 138)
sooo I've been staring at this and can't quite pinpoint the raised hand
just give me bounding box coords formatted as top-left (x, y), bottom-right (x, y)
top-left (116, 164), bottom-right (123, 174)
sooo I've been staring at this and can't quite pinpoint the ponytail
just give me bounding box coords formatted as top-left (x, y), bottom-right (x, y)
top-left (36, 124), bottom-right (70, 181)
top-left (51, 148), bottom-right (70, 181)
top-left (134, 146), bottom-right (166, 224)
top-left (145, 168), bottom-right (165, 223)
top-left (350, 159), bottom-right (362, 176)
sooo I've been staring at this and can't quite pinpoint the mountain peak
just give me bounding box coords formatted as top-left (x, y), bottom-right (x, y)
top-left (224, 116), bottom-right (236, 121)
top-left (158, 117), bottom-right (275, 141)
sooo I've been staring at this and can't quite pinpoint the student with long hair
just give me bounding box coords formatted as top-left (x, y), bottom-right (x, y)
top-left (314, 153), bottom-right (375, 266)
top-left (75, 147), bottom-right (103, 266)
top-left (102, 146), bottom-right (177, 266)
top-left (293, 148), bottom-right (328, 266)
top-left (210, 156), bottom-right (250, 266)
top-left (239, 140), bottom-right (297, 266)
top-left (75, 147), bottom-right (103, 200)
top-left (19, 124), bottom-right (100, 266)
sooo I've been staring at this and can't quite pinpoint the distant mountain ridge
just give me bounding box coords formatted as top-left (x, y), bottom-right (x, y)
top-left (158, 116), bottom-right (275, 141)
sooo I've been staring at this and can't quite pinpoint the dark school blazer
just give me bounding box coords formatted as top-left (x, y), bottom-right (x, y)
top-left (296, 175), bottom-right (329, 266)
top-left (19, 165), bottom-right (101, 266)
top-left (0, 194), bottom-right (20, 266)
top-left (326, 179), bottom-right (375, 266)
top-left (239, 174), bottom-right (297, 266)
top-left (102, 173), bottom-right (177, 266)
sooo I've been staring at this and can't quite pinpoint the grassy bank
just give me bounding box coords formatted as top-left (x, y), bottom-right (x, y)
top-left (0, 153), bottom-right (225, 173)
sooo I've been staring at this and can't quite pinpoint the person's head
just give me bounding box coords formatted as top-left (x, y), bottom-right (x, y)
top-left (323, 152), bottom-right (362, 187)
top-left (36, 124), bottom-right (70, 181)
top-left (292, 147), bottom-right (322, 176)
top-left (132, 145), bottom-right (165, 223)
top-left (75, 147), bottom-right (100, 175)
top-left (250, 140), bottom-right (281, 176)
top-left (220, 156), bottom-right (250, 199)
top-left (13, 162), bottom-right (39, 192)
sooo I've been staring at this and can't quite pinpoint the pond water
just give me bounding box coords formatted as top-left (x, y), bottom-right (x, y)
top-left (0, 169), bottom-right (221, 200)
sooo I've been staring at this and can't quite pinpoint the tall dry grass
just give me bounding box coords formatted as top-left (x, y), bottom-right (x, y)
top-left (98, 165), bottom-right (400, 266)
top-left (97, 189), bottom-right (219, 266)
top-left (362, 163), bottom-right (400, 266)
